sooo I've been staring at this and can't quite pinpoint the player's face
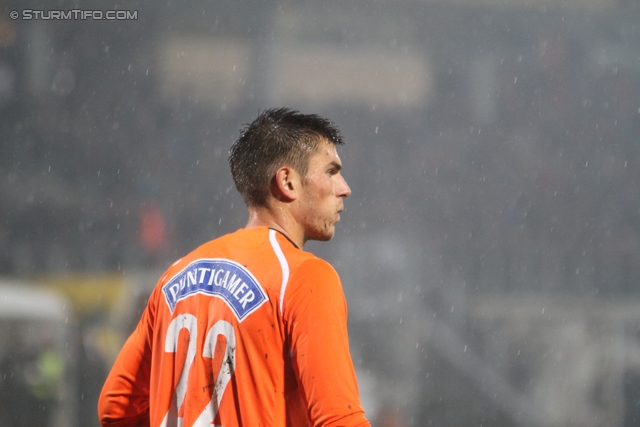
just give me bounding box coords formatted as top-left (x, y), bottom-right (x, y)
top-left (298, 140), bottom-right (351, 243)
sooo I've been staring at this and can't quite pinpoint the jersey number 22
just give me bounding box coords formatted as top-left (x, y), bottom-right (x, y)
top-left (160, 314), bottom-right (236, 427)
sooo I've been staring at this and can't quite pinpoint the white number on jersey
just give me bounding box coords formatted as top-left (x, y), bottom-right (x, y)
top-left (160, 315), bottom-right (236, 427)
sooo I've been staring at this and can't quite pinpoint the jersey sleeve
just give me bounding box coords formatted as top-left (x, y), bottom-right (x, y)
top-left (284, 258), bottom-right (370, 427)
top-left (98, 288), bottom-right (157, 427)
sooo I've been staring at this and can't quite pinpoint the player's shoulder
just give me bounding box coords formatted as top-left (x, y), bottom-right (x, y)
top-left (297, 255), bottom-right (336, 274)
top-left (283, 254), bottom-right (344, 314)
top-left (289, 253), bottom-right (339, 285)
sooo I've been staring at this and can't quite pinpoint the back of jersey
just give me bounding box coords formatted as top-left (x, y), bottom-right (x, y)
top-left (146, 227), bottom-right (305, 427)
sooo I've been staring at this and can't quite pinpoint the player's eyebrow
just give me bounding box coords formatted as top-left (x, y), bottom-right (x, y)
top-left (328, 161), bottom-right (342, 172)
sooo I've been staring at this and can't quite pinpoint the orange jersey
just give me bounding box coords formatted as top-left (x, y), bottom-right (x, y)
top-left (98, 227), bottom-right (370, 427)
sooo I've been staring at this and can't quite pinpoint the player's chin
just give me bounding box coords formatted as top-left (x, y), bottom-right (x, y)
top-left (310, 224), bottom-right (336, 242)
top-left (316, 230), bottom-right (335, 242)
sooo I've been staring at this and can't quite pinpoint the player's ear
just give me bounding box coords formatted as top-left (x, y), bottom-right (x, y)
top-left (271, 166), bottom-right (300, 202)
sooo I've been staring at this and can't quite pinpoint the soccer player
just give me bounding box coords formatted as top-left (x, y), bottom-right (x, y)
top-left (98, 108), bottom-right (371, 427)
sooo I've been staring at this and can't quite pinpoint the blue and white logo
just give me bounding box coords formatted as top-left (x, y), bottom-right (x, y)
top-left (162, 259), bottom-right (268, 322)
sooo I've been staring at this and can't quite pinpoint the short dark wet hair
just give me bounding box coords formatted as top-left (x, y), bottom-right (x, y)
top-left (229, 108), bottom-right (344, 207)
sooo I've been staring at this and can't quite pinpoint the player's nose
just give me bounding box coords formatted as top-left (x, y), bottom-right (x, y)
top-left (337, 174), bottom-right (351, 199)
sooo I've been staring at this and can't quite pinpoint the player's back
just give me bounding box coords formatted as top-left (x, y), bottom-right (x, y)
top-left (145, 226), bottom-right (316, 427)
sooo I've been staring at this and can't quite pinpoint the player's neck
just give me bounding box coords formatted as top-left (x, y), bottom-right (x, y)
top-left (245, 205), bottom-right (305, 248)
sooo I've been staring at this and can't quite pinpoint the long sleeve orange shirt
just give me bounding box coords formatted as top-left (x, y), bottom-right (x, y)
top-left (98, 227), bottom-right (370, 427)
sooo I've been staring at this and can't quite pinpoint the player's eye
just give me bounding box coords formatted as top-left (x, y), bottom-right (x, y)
top-left (326, 162), bottom-right (342, 176)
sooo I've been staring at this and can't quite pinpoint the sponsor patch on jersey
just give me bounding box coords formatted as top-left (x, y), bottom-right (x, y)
top-left (162, 258), bottom-right (268, 321)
